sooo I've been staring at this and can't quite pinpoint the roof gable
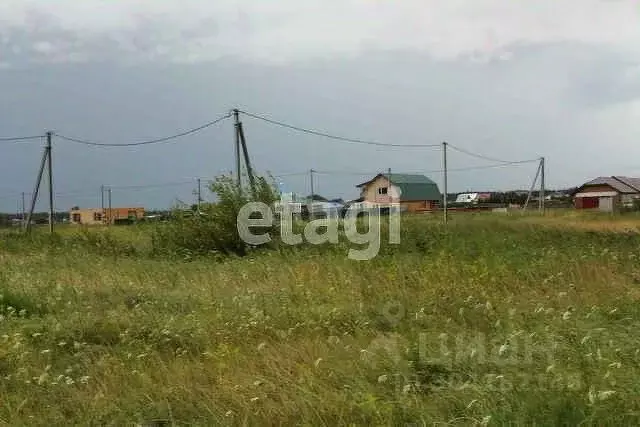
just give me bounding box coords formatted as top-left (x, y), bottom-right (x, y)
top-left (581, 176), bottom-right (640, 194)
top-left (356, 173), bottom-right (441, 201)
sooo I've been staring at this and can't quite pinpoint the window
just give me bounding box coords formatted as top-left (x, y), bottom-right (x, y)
top-left (72, 213), bottom-right (81, 223)
top-left (378, 187), bottom-right (388, 195)
top-left (93, 212), bottom-right (103, 222)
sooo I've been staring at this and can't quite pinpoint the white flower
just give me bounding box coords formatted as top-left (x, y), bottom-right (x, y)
top-left (562, 311), bottom-right (572, 321)
top-left (498, 344), bottom-right (509, 356)
top-left (377, 374), bottom-right (388, 383)
top-left (257, 342), bottom-right (266, 351)
top-left (314, 358), bottom-right (323, 368)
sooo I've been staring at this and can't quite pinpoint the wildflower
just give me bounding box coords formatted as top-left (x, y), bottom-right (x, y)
top-left (598, 390), bottom-right (616, 401)
top-left (250, 397), bottom-right (259, 403)
top-left (58, 341), bottom-right (67, 347)
top-left (314, 358), bottom-right (323, 368)
top-left (79, 376), bottom-right (90, 384)
top-left (257, 342), bottom-right (266, 351)
top-left (562, 311), bottom-right (571, 321)
top-left (225, 411), bottom-right (233, 417)
top-left (402, 384), bottom-right (412, 393)
top-left (498, 343), bottom-right (509, 356)
top-left (580, 336), bottom-right (591, 345)
top-left (40, 349), bottom-right (51, 354)
top-left (377, 374), bottom-right (388, 383)
top-left (65, 377), bottom-right (75, 385)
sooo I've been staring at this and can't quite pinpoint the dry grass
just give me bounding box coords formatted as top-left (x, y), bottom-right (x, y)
top-left (1, 213), bottom-right (640, 425)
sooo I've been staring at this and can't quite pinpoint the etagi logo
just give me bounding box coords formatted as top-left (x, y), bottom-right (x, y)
top-left (237, 192), bottom-right (402, 260)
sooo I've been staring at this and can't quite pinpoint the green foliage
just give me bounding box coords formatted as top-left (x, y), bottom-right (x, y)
top-left (151, 174), bottom-right (279, 257)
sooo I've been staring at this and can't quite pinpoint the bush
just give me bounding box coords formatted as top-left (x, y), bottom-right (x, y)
top-left (151, 174), bottom-right (279, 257)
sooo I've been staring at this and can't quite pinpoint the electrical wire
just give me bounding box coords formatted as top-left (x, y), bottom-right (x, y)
top-left (54, 113), bottom-right (232, 147)
top-left (274, 161), bottom-right (538, 179)
top-left (448, 143), bottom-right (540, 164)
top-left (108, 181), bottom-right (194, 190)
top-left (238, 110), bottom-right (441, 148)
top-left (0, 135), bottom-right (44, 143)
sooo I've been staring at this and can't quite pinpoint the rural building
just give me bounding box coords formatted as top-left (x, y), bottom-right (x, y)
top-left (573, 176), bottom-right (640, 212)
top-left (356, 173), bottom-right (441, 212)
top-left (70, 207), bottom-right (145, 225)
top-left (454, 192), bottom-right (491, 204)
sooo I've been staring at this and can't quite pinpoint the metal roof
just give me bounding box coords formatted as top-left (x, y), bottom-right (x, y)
top-left (581, 176), bottom-right (640, 194)
top-left (356, 173), bottom-right (442, 201)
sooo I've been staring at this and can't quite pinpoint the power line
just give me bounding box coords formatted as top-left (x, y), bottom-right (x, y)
top-left (53, 113), bottom-right (232, 147)
top-left (109, 180), bottom-right (194, 190)
top-left (274, 161), bottom-right (538, 178)
top-left (447, 143), bottom-right (539, 164)
top-left (237, 109), bottom-right (441, 148)
top-left (0, 135), bottom-right (44, 143)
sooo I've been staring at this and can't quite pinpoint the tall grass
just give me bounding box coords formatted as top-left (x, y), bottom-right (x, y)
top-left (0, 213), bottom-right (639, 425)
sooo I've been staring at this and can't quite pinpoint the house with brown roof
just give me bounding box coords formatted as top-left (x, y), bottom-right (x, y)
top-left (573, 176), bottom-right (640, 212)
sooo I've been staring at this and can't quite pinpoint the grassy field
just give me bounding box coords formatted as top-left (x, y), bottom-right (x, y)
top-left (1, 211), bottom-right (640, 425)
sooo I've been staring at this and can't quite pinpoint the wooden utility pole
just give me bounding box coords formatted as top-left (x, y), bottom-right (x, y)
top-left (21, 192), bottom-right (25, 223)
top-left (233, 109), bottom-right (241, 188)
top-left (108, 187), bottom-right (112, 226)
top-left (309, 169), bottom-right (315, 202)
top-left (196, 178), bottom-right (202, 212)
top-left (237, 121), bottom-right (257, 197)
top-left (523, 159), bottom-right (542, 212)
top-left (46, 131), bottom-right (54, 233)
top-left (539, 157), bottom-right (545, 214)
top-left (442, 142), bottom-right (448, 225)
top-left (25, 144), bottom-right (49, 232)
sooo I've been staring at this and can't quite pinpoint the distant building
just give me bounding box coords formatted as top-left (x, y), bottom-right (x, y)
top-left (454, 192), bottom-right (491, 204)
top-left (70, 207), bottom-right (145, 225)
top-left (356, 173), bottom-right (441, 212)
top-left (573, 176), bottom-right (640, 212)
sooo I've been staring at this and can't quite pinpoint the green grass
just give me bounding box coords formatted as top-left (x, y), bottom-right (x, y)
top-left (1, 212), bottom-right (640, 425)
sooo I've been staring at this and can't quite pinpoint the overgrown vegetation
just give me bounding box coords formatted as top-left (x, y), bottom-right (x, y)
top-left (1, 184), bottom-right (640, 424)
top-left (151, 174), bottom-right (279, 258)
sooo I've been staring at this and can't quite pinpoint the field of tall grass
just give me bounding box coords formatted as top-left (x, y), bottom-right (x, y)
top-left (1, 211), bottom-right (640, 425)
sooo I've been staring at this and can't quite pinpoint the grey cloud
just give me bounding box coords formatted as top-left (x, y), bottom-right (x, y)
top-left (2, 43), bottom-right (640, 212)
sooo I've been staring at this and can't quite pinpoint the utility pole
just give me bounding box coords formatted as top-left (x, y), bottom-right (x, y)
top-left (21, 192), bottom-right (25, 223)
top-left (46, 131), bottom-right (54, 233)
top-left (233, 109), bottom-right (241, 188)
top-left (25, 142), bottom-right (49, 232)
top-left (523, 159), bottom-right (542, 212)
top-left (442, 141), bottom-right (448, 226)
top-left (108, 187), bottom-right (112, 226)
top-left (310, 169), bottom-right (315, 201)
top-left (237, 120), bottom-right (257, 197)
top-left (539, 157), bottom-right (545, 214)
top-left (197, 178), bottom-right (202, 212)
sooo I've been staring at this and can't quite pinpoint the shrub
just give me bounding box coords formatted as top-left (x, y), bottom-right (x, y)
top-left (151, 174), bottom-right (279, 257)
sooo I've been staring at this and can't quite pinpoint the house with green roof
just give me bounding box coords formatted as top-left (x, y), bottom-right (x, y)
top-left (356, 173), bottom-right (442, 212)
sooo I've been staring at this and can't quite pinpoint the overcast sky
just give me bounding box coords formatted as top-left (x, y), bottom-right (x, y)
top-left (1, 0), bottom-right (639, 211)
